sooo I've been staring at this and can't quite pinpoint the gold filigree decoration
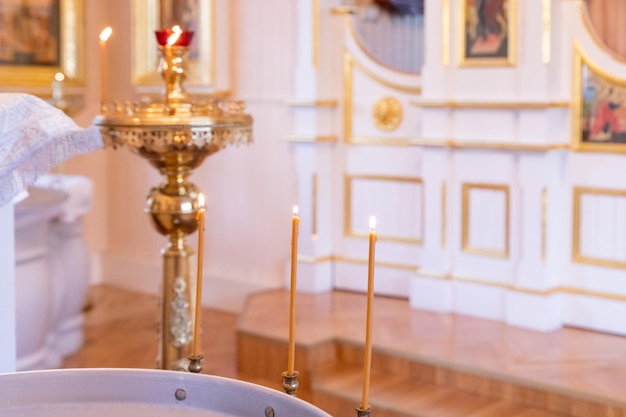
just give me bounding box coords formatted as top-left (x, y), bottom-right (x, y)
top-left (372, 96), bottom-right (403, 132)
top-left (170, 277), bottom-right (192, 348)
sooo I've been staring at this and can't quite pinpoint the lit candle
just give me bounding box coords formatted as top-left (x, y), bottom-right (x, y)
top-left (98, 27), bottom-right (112, 110)
top-left (287, 205), bottom-right (300, 375)
top-left (192, 193), bottom-right (206, 358)
top-left (51, 72), bottom-right (65, 101)
top-left (360, 215), bottom-right (377, 411)
top-left (167, 26), bottom-right (183, 46)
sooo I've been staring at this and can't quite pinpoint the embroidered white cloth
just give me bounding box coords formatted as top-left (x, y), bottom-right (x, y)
top-left (0, 93), bottom-right (102, 207)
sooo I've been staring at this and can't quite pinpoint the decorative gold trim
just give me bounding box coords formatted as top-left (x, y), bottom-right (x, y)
top-left (312, 174), bottom-right (318, 239)
top-left (412, 138), bottom-right (570, 152)
top-left (297, 254), bottom-right (419, 271)
top-left (347, 52), bottom-right (422, 94)
top-left (572, 186), bottom-right (626, 269)
top-left (411, 100), bottom-right (570, 109)
top-left (0, 0), bottom-right (85, 87)
top-left (417, 270), bottom-right (559, 296)
top-left (372, 96), bottom-right (403, 132)
top-left (345, 174), bottom-right (424, 245)
top-left (442, 0), bottom-right (450, 67)
top-left (542, 0), bottom-right (551, 64)
top-left (330, 5), bottom-right (358, 15)
top-left (343, 52), bottom-right (420, 144)
top-left (418, 269), bottom-right (626, 301)
top-left (459, 0), bottom-right (517, 67)
top-left (560, 286), bottom-right (626, 303)
top-left (284, 135), bottom-right (338, 143)
top-left (350, 137), bottom-right (419, 146)
top-left (338, 256), bottom-right (419, 271)
top-left (571, 44), bottom-right (626, 153)
top-left (461, 183), bottom-right (510, 258)
top-left (541, 188), bottom-right (547, 262)
top-left (284, 99), bottom-right (339, 107)
top-left (344, 52), bottom-right (354, 144)
top-left (442, 182), bottom-right (447, 249)
top-left (579, 2), bottom-right (626, 64)
top-left (312, 0), bottom-right (319, 68)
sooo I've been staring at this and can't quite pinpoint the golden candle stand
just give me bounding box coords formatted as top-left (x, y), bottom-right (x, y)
top-left (94, 32), bottom-right (253, 371)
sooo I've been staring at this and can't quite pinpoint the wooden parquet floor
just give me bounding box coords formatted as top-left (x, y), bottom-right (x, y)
top-left (61, 284), bottom-right (238, 378)
top-left (62, 285), bottom-right (626, 417)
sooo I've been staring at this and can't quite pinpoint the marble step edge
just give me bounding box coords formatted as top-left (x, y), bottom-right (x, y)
top-left (333, 339), bottom-right (626, 417)
top-left (311, 364), bottom-right (564, 417)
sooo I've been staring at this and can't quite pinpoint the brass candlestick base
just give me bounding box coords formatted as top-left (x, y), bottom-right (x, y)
top-left (94, 32), bottom-right (253, 371)
top-left (281, 371), bottom-right (299, 396)
top-left (356, 407), bottom-right (372, 417)
top-left (188, 355), bottom-right (204, 373)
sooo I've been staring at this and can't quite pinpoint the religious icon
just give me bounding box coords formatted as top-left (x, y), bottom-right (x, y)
top-left (460, 0), bottom-right (516, 66)
top-left (573, 48), bottom-right (626, 152)
top-left (0, 0), bottom-right (60, 66)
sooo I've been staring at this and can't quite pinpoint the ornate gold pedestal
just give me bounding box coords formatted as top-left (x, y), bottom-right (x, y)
top-left (94, 38), bottom-right (253, 370)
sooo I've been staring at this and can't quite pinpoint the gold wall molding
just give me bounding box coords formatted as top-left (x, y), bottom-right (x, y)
top-left (461, 183), bottom-right (510, 259)
top-left (442, 0), bottom-right (450, 67)
top-left (542, 188), bottom-right (548, 262)
top-left (412, 139), bottom-right (571, 152)
top-left (312, 0), bottom-right (319, 68)
top-left (284, 99), bottom-right (338, 107)
top-left (572, 186), bottom-right (626, 269)
top-left (417, 269), bottom-right (626, 302)
top-left (579, 2), bottom-right (626, 64)
top-left (372, 96), bottom-right (403, 132)
top-left (442, 182), bottom-right (447, 249)
top-left (542, 0), bottom-right (551, 64)
top-left (343, 52), bottom-right (420, 145)
top-left (284, 134), bottom-right (338, 143)
top-left (411, 100), bottom-right (570, 109)
top-left (312, 174), bottom-right (318, 239)
top-left (344, 174), bottom-right (424, 245)
top-left (297, 254), bottom-right (419, 271)
top-left (346, 52), bottom-right (422, 94)
top-left (330, 5), bottom-right (358, 15)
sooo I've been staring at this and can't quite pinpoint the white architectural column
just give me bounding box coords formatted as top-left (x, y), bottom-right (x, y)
top-left (0, 203), bottom-right (16, 372)
top-left (285, 0), bottom-right (344, 293)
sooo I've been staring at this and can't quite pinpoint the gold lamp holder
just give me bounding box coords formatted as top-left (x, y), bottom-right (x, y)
top-left (94, 33), bottom-right (253, 371)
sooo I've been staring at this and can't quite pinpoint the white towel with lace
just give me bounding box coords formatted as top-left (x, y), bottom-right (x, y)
top-left (0, 93), bottom-right (102, 207)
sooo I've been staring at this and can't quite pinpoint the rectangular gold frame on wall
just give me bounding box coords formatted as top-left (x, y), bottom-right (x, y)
top-left (461, 183), bottom-right (510, 258)
top-left (459, 0), bottom-right (517, 67)
top-left (344, 174), bottom-right (424, 245)
top-left (0, 0), bottom-right (85, 88)
top-left (132, 0), bottom-right (215, 88)
top-left (572, 45), bottom-right (626, 153)
top-left (572, 186), bottom-right (626, 269)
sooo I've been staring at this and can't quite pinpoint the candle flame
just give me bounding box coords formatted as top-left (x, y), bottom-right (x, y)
top-left (99, 26), bottom-right (112, 42)
top-left (293, 205), bottom-right (299, 216)
top-left (198, 193), bottom-right (205, 209)
top-left (369, 215), bottom-right (376, 231)
top-left (54, 72), bottom-right (65, 82)
top-left (172, 25), bottom-right (182, 32)
top-left (167, 29), bottom-right (182, 46)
